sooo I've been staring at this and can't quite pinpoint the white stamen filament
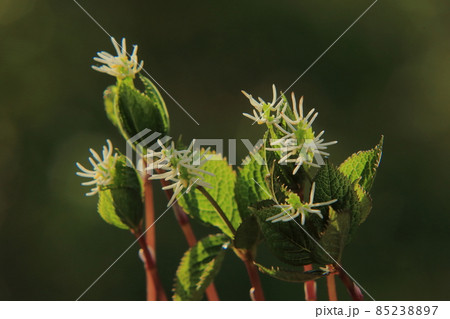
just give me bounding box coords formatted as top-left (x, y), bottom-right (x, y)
top-left (267, 182), bottom-right (337, 224)
top-left (76, 139), bottom-right (118, 196)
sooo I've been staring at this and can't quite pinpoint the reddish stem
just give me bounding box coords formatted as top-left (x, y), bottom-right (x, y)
top-left (144, 177), bottom-right (156, 251)
top-left (337, 265), bottom-right (364, 301)
top-left (303, 264), bottom-right (317, 301)
top-left (143, 175), bottom-right (157, 300)
top-left (327, 273), bottom-right (338, 301)
top-left (196, 186), bottom-right (264, 300)
top-left (157, 169), bottom-right (199, 247)
top-left (242, 251), bottom-right (265, 301)
top-left (157, 170), bottom-right (220, 301)
top-left (134, 231), bottom-right (167, 301)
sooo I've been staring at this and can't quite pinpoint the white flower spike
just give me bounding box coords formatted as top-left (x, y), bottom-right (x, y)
top-left (76, 139), bottom-right (118, 196)
top-left (92, 37), bottom-right (144, 79)
top-left (281, 93), bottom-right (318, 130)
top-left (267, 92), bottom-right (337, 174)
top-left (242, 84), bottom-right (286, 125)
top-left (266, 182), bottom-right (337, 225)
top-left (145, 140), bottom-right (214, 206)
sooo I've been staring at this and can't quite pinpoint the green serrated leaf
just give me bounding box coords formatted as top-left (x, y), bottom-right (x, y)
top-left (116, 81), bottom-right (168, 143)
top-left (338, 136), bottom-right (383, 192)
top-left (255, 263), bottom-right (325, 283)
top-left (314, 163), bottom-right (359, 214)
top-left (97, 189), bottom-right (129, 229)
top-left (97, 155), bottom-right (144, 230)
top-left (139, 75), bottom-right (170, 134)
top-left (173, 234), bottom-right (229, 301)
top-left (235, 148), bottom-right (271, 219)
top-left (178, 154), bottom-right (242, 238)
top-left (253, 204), bottom-right (313, 266)
top-left (354, 183), bottom-right (373, 225)
top-left (233, 215), bottom-right (261, 251)
top-left (264, 137), bottom-right (300, 197)
top-left (312, 207), bottom-right (351, 265)
top-left (103, 85), bottom-right (120, 129)
top-left (314, 163), bottom-right (361, 240)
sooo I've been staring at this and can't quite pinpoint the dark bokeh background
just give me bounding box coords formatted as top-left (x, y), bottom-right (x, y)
top-left (1, 0), bottom-right (449, 300)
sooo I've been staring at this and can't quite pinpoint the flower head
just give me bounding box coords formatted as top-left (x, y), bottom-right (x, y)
top-left (92, 37), bottom-right (144, 79)
top-left (242, 84), bottom-right (286, 125)
top-left (267, 92), bottom-right (337, 174)
top-left (319, 264), bottom-right (336, 275)
top-left (266, 182), bottom-right (337, 225)
top-left (76, 139), bottom-right (118, 196)
top-left (145, 140), bottom-right (214, 206)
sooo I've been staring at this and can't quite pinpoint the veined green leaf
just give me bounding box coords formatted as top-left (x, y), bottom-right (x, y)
top-left (116, 80), bottom-right (168, 143)
top-left (314, 163), bottom-right (361, 241)
top-left (97, 189), bottom-right (129, 229)
top-left (338, 136), bottom-right (383, 192)
top-left (264, 137), bottom-right (301, 198)
top-left (354, 183), bottom-right (373, 225)
top-left (103, 85), bottom-right (120, 129)
top-left (235, 148), bottom-right (271, 219)
top-left (178, 154), bottom-right (242, 238)
top-left (139, 75), bottom-right (170, 134)
top-left (312, 207), bottom-right (351, 265)
top-left (234, 215), bottom-right (261, 251)
top-left (253, 201), bottom-right (313, 266)
top-left (97, 155), bottom-right (143, 230)
top-left (314, 163), bottom-right (359, 215)
top-left (173, 234), bottom-right (229, 301)
top-left (256, 263), bottom-right (325, 283)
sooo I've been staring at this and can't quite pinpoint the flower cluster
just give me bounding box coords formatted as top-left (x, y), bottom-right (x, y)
top-left (76, 139), bottom-right (118, 196)
top-left (241, 86), bottom-right (340, 225)
top-left (145, 140), bottom-right (214, 206)
top-left (267, 182), bottom-right (337, 225)
top-left (267, 92), bottom-right (337, 174)
top-left (242, 84), bottom-right (285, 125)
top-left (242, 85), bottom-right (337, 174)
top-left (92, 37), bottom-right (144, 79)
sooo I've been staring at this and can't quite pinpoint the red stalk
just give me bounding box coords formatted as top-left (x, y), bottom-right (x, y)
top-left (157, 170), bottom-right (220, 301)
top-left (337, 265), bottom-right (364, 301)
top-left (242, 251), bottom-right (265, 301)
top-left (134, 231), bottom-right (167, 301)
top-left (303, 264), bottom-right (317, 301)
top-left (326, 273), bottom-right (338, 301)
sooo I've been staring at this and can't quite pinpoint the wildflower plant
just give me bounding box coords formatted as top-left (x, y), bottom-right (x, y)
top-left (146, 140), bottom-right (214, 206)
top-left (76, 37), bottom-right (383, 301)
top-left (92, 37), bottom-right (144, 79)
top-left (76, 139), bottom-right (118, 197)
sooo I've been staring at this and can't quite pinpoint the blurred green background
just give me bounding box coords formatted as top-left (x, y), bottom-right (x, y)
top-left (1, 0), bottom-right (449, 300)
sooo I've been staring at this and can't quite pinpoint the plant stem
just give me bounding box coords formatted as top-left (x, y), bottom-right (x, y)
top-left (241, 250), bottom-right (265, 301)
top-left (173, 203), bottom-right (220, 300)
top-left (157, 175), bottom-right (220, 301)
top-left (134, 231), bottom-right (167, 301)
top-left (297, 180), bottom-right (316, 301)
top-left (197, 186), bottom-right (236, 236)
top-left (303, 264), bottom-right (317, 301)
top-left (142, 174), bottom-right (158, 300)
top-left (174, 206), bottom-right (197, 247)
top-left (326, 273), bottom-right (338, 301)
top-left (196, 186), bottom-right (264, 300)
top-left (144, 176), bottom-right (156, 251)
top-left (157, 169), bottom-right (199, 247)
top-left (204, 282), bottom-right (220, 301)
top-left (336, 265), bottom-right (363, 301)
